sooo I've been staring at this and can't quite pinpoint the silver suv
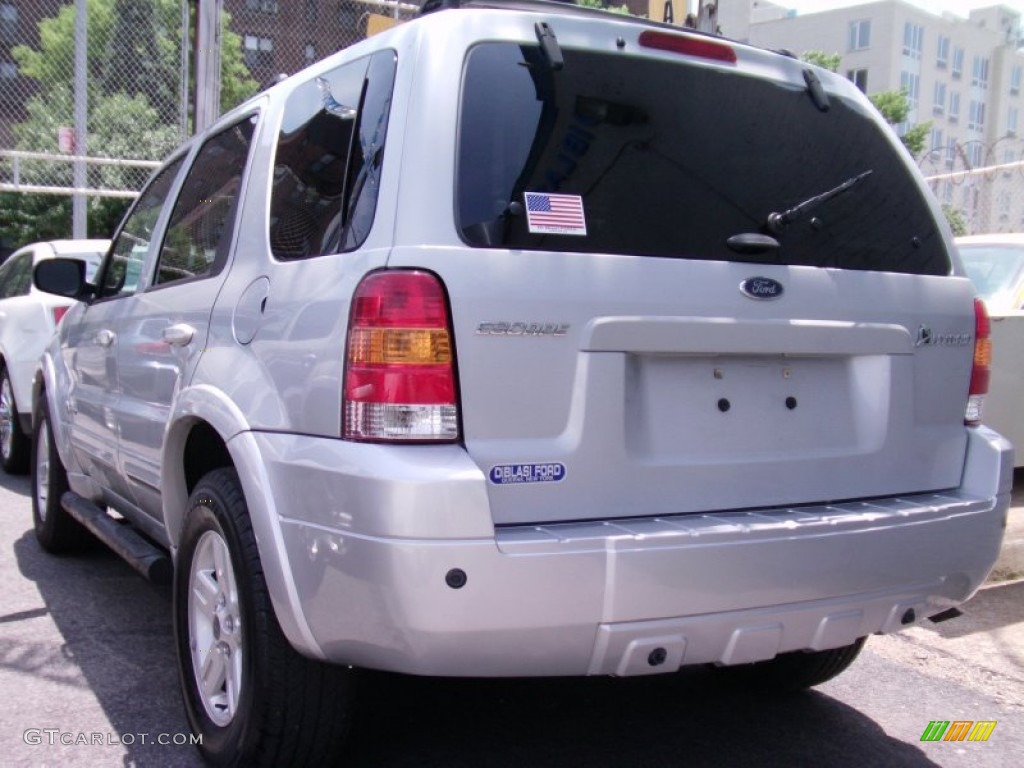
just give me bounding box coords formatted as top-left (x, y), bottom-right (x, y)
top-left (31, 1), bottom-right (1012, 764)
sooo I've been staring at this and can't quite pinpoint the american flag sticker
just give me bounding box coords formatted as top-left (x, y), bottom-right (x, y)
top-left (524, 192), bottom-right (587, 236)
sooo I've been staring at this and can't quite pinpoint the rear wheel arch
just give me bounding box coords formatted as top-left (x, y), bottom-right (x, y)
top-left (164, 417), bottom-right (234, 551)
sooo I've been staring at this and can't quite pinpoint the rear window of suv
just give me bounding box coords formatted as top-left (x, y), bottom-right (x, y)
top-left (457, 42), bottom-right (949, 276)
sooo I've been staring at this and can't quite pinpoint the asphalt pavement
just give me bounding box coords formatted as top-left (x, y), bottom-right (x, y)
top-left (991, 468), bottom-right (1024, 581)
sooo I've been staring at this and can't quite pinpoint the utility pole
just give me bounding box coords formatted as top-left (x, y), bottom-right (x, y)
top-left (193, 0), bottom-right (223, 134)
top-left (72, 0), bottom-right (87, 237)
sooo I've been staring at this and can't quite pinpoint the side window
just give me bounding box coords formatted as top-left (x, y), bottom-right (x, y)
top-left (342, 50), bottom-right (397, 250)
top-left (0, 253), bottom-right (31, 298)
top-left (154, 116), bottom-right (257, 286)
top-left (269, 49), bottom-right (396, 259)
top-left (0, 259), bottom-right (12, 299)
top-left (100, 157), bottom-right (186, 299)
top-left (10, 254), bottom-right (33, 296)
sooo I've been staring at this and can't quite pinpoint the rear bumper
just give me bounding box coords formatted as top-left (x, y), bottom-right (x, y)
top-left (241, 426), bottom-right (1012, 677)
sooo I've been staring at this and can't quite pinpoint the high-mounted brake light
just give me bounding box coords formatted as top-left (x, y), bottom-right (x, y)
top-left (966, 297), bottom-right (991, 426)
top-left (343, 271), bottom-right (459, 442)
top-left (638, 30), bottom-right (737, 63)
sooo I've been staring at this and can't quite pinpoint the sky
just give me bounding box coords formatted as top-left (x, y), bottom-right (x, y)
top-left (776, 0), bottom-right (1024, 17)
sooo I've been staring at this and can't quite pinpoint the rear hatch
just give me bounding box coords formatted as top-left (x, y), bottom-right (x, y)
top-left (393, 19), bottom-right (975, 525)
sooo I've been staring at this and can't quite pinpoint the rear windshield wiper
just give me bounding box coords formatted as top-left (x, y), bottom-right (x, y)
top-left (766, 169), bottom-right (872, 234)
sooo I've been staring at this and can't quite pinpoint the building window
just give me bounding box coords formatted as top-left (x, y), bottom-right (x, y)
top-left (901, 70), bottom-right (920, 109)
top-left (0, 60), bottom-right (14, 79)
top-left (1012, 64), bottom-right (1021, 95)
top-left (244, 35), bottom-right (274, 69)
top-left (305, 44), bottom-right (316, 64)
top-left (946, 137), bottom-right (957, 169)
top-left (848, 19), bottom-right (870, 51)
top-left (933, 82), bottom-right (946, 115)
top-left (972, 56), bottom-right (989, 88)
top-left (967, 143), bottom-right (983, 169)
top-left (0, 3), bottom-right (17, 43)
top-left (998, 190), bottom-right (1010, 220)
top-left (949, 91), bottom-right (960, 123)
top-left (846, 68), bottom-right (868, 92)
top-left (936, 35), bottom-right (950, 67)
top-left (246, 0), bottom-right (279, 12)
top-left (930, 127), bottom-right (943, 152)
top-left (1010, 106), bottom-right (1019, 137)
top-left (968, 100), bottom-right (986, 131)
top-left (902, 22), bottom-right (924, 60)
top-left (952, 47), bottom-right (964, 79)
top-left (306, 0), bottom-right (318, 21)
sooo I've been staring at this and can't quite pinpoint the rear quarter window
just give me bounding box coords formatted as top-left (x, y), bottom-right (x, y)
top-left (269, 49), bottom-right (397, 259)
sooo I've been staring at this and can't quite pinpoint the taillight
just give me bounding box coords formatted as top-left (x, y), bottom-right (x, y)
top-left (52, 305), bottom-right (69, 327)
top-left (966, 297), bottom-right (991, 425)
top-left (343, 270), bottom-right (459, 442)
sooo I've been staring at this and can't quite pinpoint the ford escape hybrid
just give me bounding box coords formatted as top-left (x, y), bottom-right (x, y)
top-left (31, 1), bottom-right (1011, 764)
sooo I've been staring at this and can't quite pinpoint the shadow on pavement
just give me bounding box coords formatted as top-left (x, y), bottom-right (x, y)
top-left (347, 664), bottom-right (938, 767)
top-left (11, 530), bottom-right (201, 767)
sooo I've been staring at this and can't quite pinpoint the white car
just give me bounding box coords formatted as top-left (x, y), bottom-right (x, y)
top-left (0, 239), bottom-right (107, 473)
top-left (958, 233), bottom-right (1024, 465)
top-left (958, 233), bottom-right (1024, 312)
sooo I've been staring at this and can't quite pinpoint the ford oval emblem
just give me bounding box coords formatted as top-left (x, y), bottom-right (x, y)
top-left (740, 277), bottom-right (784, 300)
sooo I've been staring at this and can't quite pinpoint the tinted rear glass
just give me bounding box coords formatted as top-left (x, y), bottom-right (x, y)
top-left (269, 49), bottom-right (397, 259)
top-left (457, 43), bottom-right (949, 276)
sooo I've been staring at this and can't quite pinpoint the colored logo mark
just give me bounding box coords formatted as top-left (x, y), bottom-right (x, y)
top-left (920, 720), bottom-right (997, 742)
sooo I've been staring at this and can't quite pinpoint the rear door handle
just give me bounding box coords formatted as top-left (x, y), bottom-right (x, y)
top-left (95, 329), bottom-right (115, 347)
top-left (162, 323), bottom-right (195, 346)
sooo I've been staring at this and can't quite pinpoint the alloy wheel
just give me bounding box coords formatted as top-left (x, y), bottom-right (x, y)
top-left (188, 529), bottom-right (243, 727)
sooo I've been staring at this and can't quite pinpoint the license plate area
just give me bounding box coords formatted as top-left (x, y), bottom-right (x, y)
top-left (624, 354), bottom-right (889, 460)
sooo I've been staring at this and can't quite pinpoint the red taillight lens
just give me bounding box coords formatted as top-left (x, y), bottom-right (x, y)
top-left (638, 30), bottom-right (737, 63)
top-left (966, 297), bottom-right (991, 425)
top-left (343, 271), bottom-right (459, 441)
top-left (52, 305), bottom-right (69, 327)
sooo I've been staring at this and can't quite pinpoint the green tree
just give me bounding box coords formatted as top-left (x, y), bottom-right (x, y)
top-left (576, 0), bottom-right (632, 14)
top-left (2, 0), bottom-right (258, 243)
top-left (800, 50), bottom-right (929, 156)
top-left (800, 50), bottom-right (840, 72)
top-left (867, 89), bottom-right (929, 156)
top-left (942, 204), bottom-right (968, 236)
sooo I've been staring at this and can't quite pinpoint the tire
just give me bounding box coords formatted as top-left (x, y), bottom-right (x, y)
top-left (0, 365), bottom-right (30, 474)
top-left (31, 395), bottom-right (90, 553)
top-left (174, 468), bottom-right (354, 767)
top-left (722, 637), bottom-right (867, 692)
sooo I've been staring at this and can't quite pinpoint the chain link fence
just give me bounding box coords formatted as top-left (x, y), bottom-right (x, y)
top-left (920, 136), bottom-right (1024, 237)
top-left (0, 0), bottom-right (416, 249)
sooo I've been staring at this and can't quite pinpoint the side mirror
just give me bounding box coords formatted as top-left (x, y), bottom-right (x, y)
top-left (34, 258), bottom-right (87, 299)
